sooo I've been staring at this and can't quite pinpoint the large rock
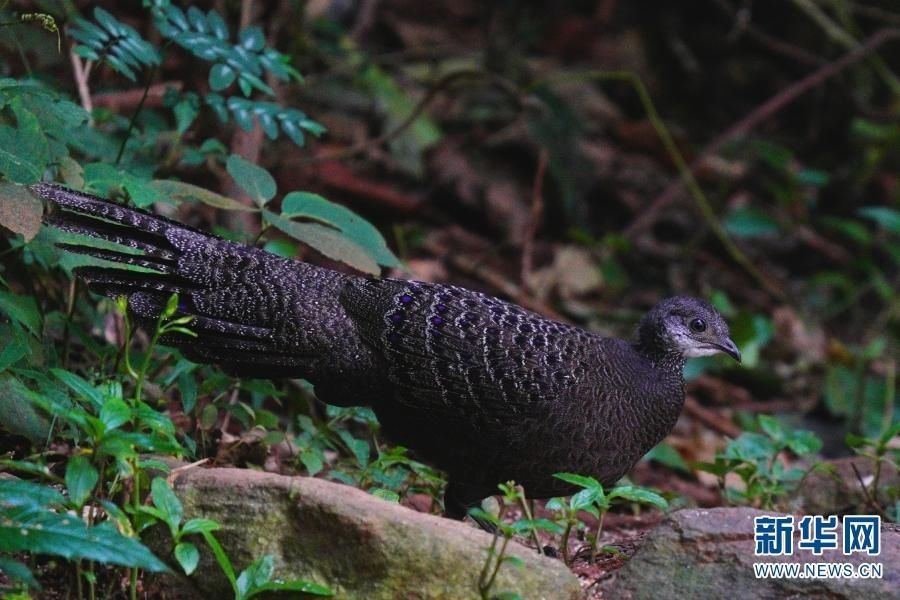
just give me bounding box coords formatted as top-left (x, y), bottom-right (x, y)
top-left (604, 507), bottom-right (899, 599)
top-left (152, 467), bottom-right (581, 599)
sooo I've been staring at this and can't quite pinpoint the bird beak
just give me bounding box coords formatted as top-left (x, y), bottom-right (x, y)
top-left (717, 338), bottom-right (741, 363)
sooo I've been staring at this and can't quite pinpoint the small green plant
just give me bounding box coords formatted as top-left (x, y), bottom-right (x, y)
top-left (846, 421), bottom-right (900, 521)
top-left (295, 406), bottom-right (446, 505)
top-left (470, 482), bottom-right (563, 600)
top-left (696, 414), bottom-right (823, 509)
top-left (143, 477), bottom-right (331, 599)
top-left (545, 474), bottom-right (667, 564)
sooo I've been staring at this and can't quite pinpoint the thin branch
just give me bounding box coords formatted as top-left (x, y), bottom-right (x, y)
top-left (297, 69), bottom-right (521, 167)
top-left (521, 148), bottom-right (548, 287)
top-left (69, 49), bottom-right (94, 125)
top-left (624, 28), bottom-right (900, 242)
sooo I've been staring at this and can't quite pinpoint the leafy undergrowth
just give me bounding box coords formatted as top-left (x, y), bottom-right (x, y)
top-left (1, 1), bottom-right (899, 598)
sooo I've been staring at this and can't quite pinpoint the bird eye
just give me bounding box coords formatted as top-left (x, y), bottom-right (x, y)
top-left (689, 318), bottom-right (706, 333)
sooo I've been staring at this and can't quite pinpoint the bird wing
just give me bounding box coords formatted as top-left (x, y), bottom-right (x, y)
top-left (341, 277), bottom-right (594, 424)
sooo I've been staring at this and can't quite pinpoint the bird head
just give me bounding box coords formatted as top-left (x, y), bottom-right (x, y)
top-left (637, 297), bottom-right (741, 362)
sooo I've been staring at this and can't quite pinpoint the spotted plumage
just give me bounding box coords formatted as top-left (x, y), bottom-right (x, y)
top-left (36, 184), bottom-right (740, 519)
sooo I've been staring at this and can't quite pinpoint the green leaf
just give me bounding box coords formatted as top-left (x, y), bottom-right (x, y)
top-left (151, 477), bottom-right (183, 536)
top-left (226, 154), bottom-right (276, 207)
top-left (859, 206), bottom-right (900, 234)
top-left (0, 479), bottom-right (66, 508)
top-left (99, 397), bottom-right (131, 432)
top-left (249, 579), bottom-right (332, 598)
top-left (0, 556), bottom-right (41, 589)
top-left (263, 210), bottom-right (379, 275)
top-left (642, 443), bottom-right (690, 473)
top-left (723, 207), bottom-right (780, 238)
top-left (236, 554), bottom-right (274, 598)
top-left (0, 182), bottom-right (43, 241)
top-left (181, 517), bottom-right (221, 536)
top-left (608, 485), bottom-right (668, 510)
top-left (281, 192), bottom-right (399, 267)
top-left (209, 63), bottom-right (237, 91)
top-left (65, 456), bottom-right (99, 509)
top-left (0, 504), bottom-right (169, 572)
top-left (0, 99), bottom-right (48, 184)
top-left (175, 541), bottom-right (200, 575)
top-left (785, 430), bottom-right (822, 456)
top-left (553, 472), bottom-right (602, 491)
top-left (299, 448), bottom-right (324, 476)
top-left (0, 290), bottom-right (41, 337)
top-left (757, 415), bottom-right (784, 442)
top-left (51, 368), bottom-right (103, 409)
top-left (83, 163), bottom-right (164, 209)
top-left (844, 432), bottom-right (867, 449)
top-left (337, 430), bottom-right (370, 467)
top-left (150, 179), bottom-right (257, 212)
top-left (724, 432), bottom-right (774, 461)
top-left (371, 488), bottom-right (400, 502)
top-left (0, 373), bottom-right (50, 443)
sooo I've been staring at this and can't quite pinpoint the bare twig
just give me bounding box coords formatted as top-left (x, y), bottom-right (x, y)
top-left (68, 49), bottom-right (94, 125)
top-left (521, 149), bottom-right (548, 287)
top-left (297, 69), bottom-right (521, 167)
top-left (849, 461), bottom-right (890, 520)
top-left (684, 396), bottom-right (742, 438)
top-left (624, 28), bottom-right (900, 240)
top-left (711, 0), bottom-right (825, 66)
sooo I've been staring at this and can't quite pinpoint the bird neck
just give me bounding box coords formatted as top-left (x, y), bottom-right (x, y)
top-left (634, 324), bottom-right (686, 375)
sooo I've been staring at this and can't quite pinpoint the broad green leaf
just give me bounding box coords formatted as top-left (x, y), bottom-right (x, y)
top-left (175, 541), bottom-right (200, 575)
top-left (263, 210), bottom-right (379, 275)
top-left (236, 554), bottom-right (274, 598)
top-left (281, 191), bottom-right (400, 267)
top-left (723, 207), bottom-right (780, 238)
top-left (226, 154), bottom-right (276, 207)
top-left (337, 430), bottom-right (370, 467)
top-left (608, 485), bottom-right (668, 510)
top-left (0, 504), bottom-right (169, 572)
top-left (181, 518), bottom-right (221, 536)
top-left (724, 432), bottom-right (774, 461)
top-left (785, 430), bottom-right (823, 455)
top-left (0, 290), bottom-right (41, 336)
top-left (150, 179), bottom-right (256, 211)
top-left (99, 397), bottom-right (131, 432)
top-left (643, 443), bottom-right (690, 473)
top-left (757, 415), bottom-right (784, 442)
top-left (553, 472), bottom-right (601, 490)
top-left (51, 368), bottom-right (104, 409)
top-left (0, 556), bottom-right (40, 589)
top-left (0, 182), bottom-right (42, 241)
top-left (83, 163), bottom-right (164, 208)
top-left (151, 477), bottom-right (183, 535)
top-left (65, 456), bottom-right (99, 509)
top-left (859, 206), bottom-right (900, 234)
top-left (0, 479), bottom-right (65, 508)
top-left (299, 448), bottom-right (324, 476)
top-left (0, 99), bottom-right (48, 184)
top-left (0, 374), bottom-right (49, 442)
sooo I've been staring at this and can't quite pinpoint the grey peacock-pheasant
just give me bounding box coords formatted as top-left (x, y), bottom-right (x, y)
top-left (35, 183), bottom-right (741, 519)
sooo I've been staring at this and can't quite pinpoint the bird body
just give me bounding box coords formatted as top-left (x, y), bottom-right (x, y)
top-left (35, 184), bottom-right (740, 516)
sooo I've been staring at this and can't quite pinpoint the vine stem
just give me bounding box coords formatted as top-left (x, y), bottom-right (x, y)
top-left (116, 62), bottom-right (158, 165)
